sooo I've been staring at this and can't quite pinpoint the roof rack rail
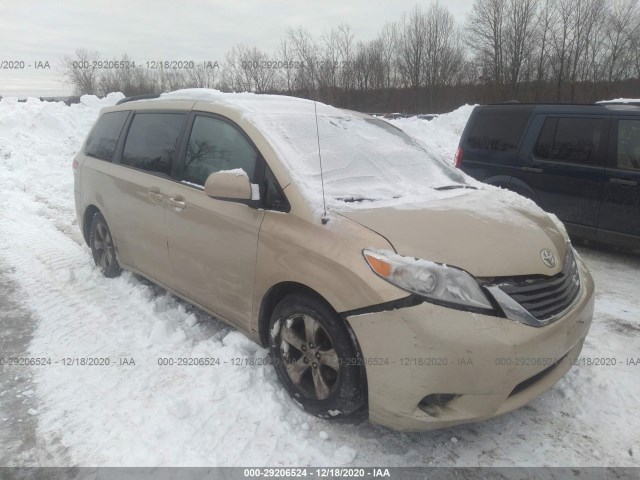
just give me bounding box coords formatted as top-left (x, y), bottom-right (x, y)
top-left (116, 94), bottom-right (161, 105)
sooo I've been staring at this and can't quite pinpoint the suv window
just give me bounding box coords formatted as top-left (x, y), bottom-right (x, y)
top-left (534, 117), bottom-right (604, 164)
top-left (85, 111), bottom-right (128, 161)
top-left (183, 115), bottom-right (258, 186)
top-left (467, 107), bottom-right (531, 152)
top-left (121, 113), bottom-right (186, 175)
top-left (617, 119), bottom-right (640, 170)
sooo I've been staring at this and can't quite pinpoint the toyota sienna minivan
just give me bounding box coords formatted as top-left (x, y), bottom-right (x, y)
top-left (73, 89), bottom-right (594, 431)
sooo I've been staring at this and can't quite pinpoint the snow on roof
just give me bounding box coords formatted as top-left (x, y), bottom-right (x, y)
top-left (597, 98), bottom-right (640, 105)
top-left (156, 88), bottom-right (342, 116)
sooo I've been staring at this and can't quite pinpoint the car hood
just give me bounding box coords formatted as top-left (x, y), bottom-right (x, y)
top-left (338, 188), bottom-right (569, 278)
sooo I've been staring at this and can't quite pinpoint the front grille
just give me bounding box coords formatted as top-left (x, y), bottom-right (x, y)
top-left (496, 248), bottom-right (580, 322)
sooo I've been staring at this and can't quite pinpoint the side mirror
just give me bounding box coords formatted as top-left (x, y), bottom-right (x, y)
top-left (204, 170), bottom-right (254, 201)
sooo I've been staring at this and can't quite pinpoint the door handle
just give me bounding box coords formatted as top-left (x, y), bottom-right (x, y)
top-left (147, 189), bottom-right (165, 203)
top-left (610, 178), bottom-right (637, 186)
top-left (169, 197), bottom-right (186, 211)
top-left (521, 166), bottom-right (543, 173)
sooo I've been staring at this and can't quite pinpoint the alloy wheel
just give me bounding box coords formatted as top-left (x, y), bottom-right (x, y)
top-left (93, 222), bottom-right (115, 271)
top-left (279, 313), bottom-right (340, 400)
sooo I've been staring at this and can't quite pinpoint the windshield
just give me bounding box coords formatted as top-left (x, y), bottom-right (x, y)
top-left (247, 111), bottom-right (469, 208)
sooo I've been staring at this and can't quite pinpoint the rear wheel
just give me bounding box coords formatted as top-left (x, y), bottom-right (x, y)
top-left (89, 212), bottom-right (121, 278)
top-left (269, 294), bottom-right (365, 419)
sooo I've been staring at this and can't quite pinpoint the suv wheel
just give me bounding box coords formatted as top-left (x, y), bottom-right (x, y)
top-left (89, 212), bottom-right (121, 278)
top-left (269, 294), bottom-right (365, 419)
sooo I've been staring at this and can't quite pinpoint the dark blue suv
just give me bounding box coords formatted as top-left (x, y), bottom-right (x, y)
top-left (457, 103), bottom-right (640, 250)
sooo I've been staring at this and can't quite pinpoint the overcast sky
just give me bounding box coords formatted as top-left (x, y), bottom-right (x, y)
top-left (0, 0), bottom-right (474, 97)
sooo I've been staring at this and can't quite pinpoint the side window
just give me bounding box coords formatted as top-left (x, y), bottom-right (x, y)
top-left (84, 111), bottom-right (128, 161)
top-left (467, 107), bottom-right (531, 152)
top-left (616, 119), bottom-right (640, 171)
top-left (534, 117), bottom-right (604, 164)
top-left (121, 113), bottom-right (186, 176)
top-left (183, 116), bottom-right (258, 186)
top-left (533, 117), bottom-right (556, 159)
top-left (264, 167), bottom-right (289, 212)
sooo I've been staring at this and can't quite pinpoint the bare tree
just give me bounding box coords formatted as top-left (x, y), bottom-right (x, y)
top-left (396, 6), bottom-right (427, 90)
top-left (377, 22), bottom-right (400, 90)
top-left (568, 0), bottom-right (607, 100)
top-left (276, 38), bottom-right (297, 93)
top-left (603, 0), bottom-right (640, 82)
top-left (466, 0), bottom-right (508, 86)
top-left (423, 3), bottom-right (465, 108)
top-left (532, 0), bottom-right (557, 99)
top-left (184, 64), bottom-right (220, 89)
top-left (61, 49), bottom-right (101, 95)
top-left (285, 27), bottom-right (320, 94)
top-left (505, 0), bottom-right (539, 93)
top-left (97, 55), bottom-right (160, 96)
top-left (223, 45), bottom-right (276, 93)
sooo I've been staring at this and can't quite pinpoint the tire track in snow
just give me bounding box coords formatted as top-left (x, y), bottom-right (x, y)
top-left (0, 261), bottom-right (72, 466)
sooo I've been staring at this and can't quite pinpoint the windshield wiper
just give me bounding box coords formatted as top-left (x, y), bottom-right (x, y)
top-left (434, 184), bottom-right (477, 191)
top-left (338, 196), bottom-right (375, 203)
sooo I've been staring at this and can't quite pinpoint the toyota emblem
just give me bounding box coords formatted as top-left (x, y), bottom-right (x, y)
top-left (541, 249), bottom-right (557, 268)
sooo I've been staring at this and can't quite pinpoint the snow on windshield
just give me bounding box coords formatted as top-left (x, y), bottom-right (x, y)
top-left (158, 89), bottom-right (472, 210)
top-left (246, 111), bottom-right (469, 207)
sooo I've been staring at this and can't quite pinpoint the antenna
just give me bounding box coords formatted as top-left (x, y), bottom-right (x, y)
top-left (314, 101), bottom-right (329, 224)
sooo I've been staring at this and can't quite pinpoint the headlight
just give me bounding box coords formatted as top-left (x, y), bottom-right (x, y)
top-left (363, 249), bottom-right (495, 313)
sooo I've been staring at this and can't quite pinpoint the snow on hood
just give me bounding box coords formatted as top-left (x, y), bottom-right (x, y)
top-left (341, 188), bottom-right (569, 277)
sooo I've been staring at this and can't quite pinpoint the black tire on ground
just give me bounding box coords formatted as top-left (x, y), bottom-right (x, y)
top-left (269, 293), bottom-right (366, 419)
top-left (89, 212), bottom-right (121, 278)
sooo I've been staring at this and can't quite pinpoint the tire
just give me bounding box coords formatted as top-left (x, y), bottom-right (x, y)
top-left (269, 294), bottom-right (366, 419)
top-left (89, 212), bottom-right (121, 278)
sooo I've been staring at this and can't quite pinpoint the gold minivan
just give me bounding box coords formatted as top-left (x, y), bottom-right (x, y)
top-left (73, 89), bottom-right (594, 432)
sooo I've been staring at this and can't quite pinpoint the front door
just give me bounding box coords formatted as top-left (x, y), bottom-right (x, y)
top-left (165, 114), bottom-right (265, 329)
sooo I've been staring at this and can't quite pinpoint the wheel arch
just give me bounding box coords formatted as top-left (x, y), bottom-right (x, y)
top-left (82, 204), bottom-right (101, 246)
top-left (258, 280), bottom-right (369, 413)
top-left (257, 281), bottom-right (336, 348)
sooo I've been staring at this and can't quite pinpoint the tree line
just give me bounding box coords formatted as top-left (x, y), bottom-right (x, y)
top-left (62, 0), bottom-right (640, 113)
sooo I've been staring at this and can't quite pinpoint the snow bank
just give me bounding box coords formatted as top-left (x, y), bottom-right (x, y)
top-left (390, 105), bottom-right (475, 164)
top-left (0, 93), bottom-right (125, 235)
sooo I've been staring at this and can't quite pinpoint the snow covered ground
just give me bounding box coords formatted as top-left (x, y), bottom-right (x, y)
top-left (0, 95), bottom-right (638, 467)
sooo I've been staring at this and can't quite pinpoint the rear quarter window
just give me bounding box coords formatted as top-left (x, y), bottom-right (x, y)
top-left (467, 107), bottom-right (531, 152)
top-left (84, 111), bottom-right (129, 161)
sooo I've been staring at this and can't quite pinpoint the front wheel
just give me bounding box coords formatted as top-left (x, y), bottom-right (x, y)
top-left (89, 212), bottom-right (121, 278)
top-left (269, 294), bottom-right (366, 419)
